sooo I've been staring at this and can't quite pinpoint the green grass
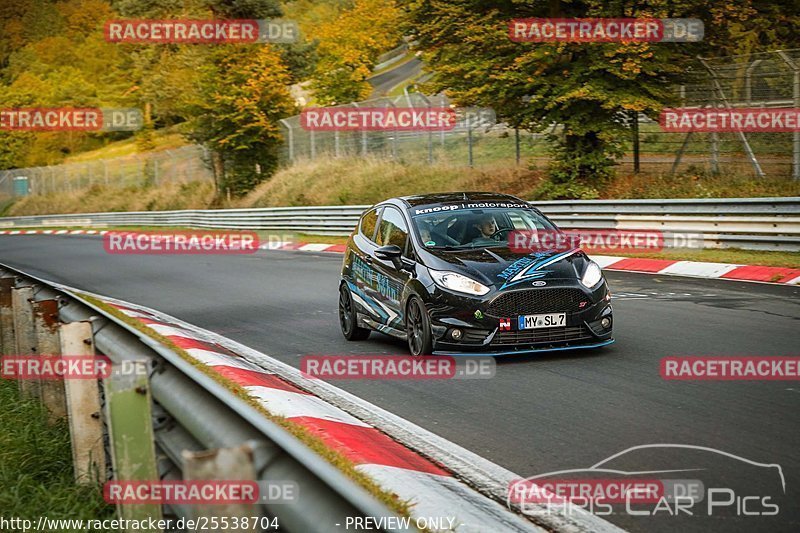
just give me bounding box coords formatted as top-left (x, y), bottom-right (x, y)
top-left (0, 379), bottom-right (114, 522)
top-left (64, 131), bottom-right (189, 163)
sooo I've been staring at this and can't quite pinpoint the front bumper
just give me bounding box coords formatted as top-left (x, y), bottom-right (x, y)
top-left (426, 281), bottom-right (613, 356)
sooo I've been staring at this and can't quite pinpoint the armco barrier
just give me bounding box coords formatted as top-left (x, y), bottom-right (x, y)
top-left (0, 265), bottom-right (407, 532)
top-left (1, 197), bottom-right (798, 250)
top-left (0, 264), bottom-right (623, 533)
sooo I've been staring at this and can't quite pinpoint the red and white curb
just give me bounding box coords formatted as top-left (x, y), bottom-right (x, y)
top-left (0, 229), bottom-right (104, 235)
top-left (267, 241), bottom-right (800, 286)
top-left (50, 287), bottom-right (622, 533)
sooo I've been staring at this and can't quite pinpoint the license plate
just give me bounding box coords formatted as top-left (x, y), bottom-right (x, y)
top-left (518, 313), bottom-right (566, 330)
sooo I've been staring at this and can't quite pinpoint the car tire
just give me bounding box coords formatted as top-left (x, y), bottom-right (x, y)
top-left (339, 284), bottom-right (370, 341)
top-left (405, 296), bottom-right (433, 356)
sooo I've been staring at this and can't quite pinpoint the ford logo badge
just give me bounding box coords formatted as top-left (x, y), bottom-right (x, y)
top-left (532, 281), bottom-right (547, 287)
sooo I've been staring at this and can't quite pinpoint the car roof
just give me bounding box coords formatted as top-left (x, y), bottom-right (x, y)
top-left (397, 192), bottom-right (526, 208)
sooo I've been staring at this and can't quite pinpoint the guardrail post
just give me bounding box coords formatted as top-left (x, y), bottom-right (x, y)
top-left (0, 277), bottom-right (16, 356)
top-left (12, 286), bottom-right (39, 399)
top-left (182, 443), bottom-right (258, 528)
top-left (33, 298), bottom-right (67, 422)
top-left (61, 321), bottom-right (106, 485)
top-left (104, 357), bottom-right (163, 528)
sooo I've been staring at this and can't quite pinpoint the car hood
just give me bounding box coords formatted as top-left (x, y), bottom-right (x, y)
top-left (421, 246), bottom-right (591, 289)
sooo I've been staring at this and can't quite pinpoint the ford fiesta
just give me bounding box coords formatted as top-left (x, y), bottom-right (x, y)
top-left (338, 192), bottom-right (614, 356)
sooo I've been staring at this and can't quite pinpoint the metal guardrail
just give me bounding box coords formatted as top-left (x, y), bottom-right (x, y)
top-left (1, 197), bottom-right (799, 251)
top-left (0, 265), bottom-right (406, 532)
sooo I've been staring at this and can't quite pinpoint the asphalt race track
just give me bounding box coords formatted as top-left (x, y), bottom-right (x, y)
top-left (2, 234), bottom-right (798, 533)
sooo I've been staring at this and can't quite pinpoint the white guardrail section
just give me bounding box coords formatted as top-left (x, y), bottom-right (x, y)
top-left (1, 197), bottom-right (799, 251)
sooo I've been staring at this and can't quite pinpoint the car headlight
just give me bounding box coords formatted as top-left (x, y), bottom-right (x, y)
top-left (580, 261), bottom-right (603, 289)
top-left (430, 270), bottom-right (490, 296)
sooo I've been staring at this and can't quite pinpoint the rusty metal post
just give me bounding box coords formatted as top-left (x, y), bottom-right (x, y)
top-left (61, 321), bottom-right (106, 485)
top-left (12, 286), bottom-right (39, 398)
top-left (182, 443), bottom-right (258, 529)
top-left (0, 277), bottom-right (16, 356)
top-left (33, 298), bottom-right (67, 422)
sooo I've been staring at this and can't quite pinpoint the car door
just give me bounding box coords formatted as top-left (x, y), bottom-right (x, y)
top-left (371, 206), bottom-right (412, 333)
top-left (348, 206), bottom-right (384, 324)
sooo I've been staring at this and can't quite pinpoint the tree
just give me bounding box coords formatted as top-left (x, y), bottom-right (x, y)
top-left (309, 0), bottom-right (404, 105)
top-left (186, 44), bottom-right (297, 196)
top-left (405, 0), bottom-right (795, 197)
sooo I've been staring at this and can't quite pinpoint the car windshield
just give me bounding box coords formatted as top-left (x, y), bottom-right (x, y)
top-left (411, 205), bottom-right (558, 249)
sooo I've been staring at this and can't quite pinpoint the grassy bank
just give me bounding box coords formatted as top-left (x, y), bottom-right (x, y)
top-left (0, 379), bottom-right (114, 521)
top-left (4, 156), bottom-right (800, 217)
top-left (241, 157), bottom-right (800, 207)
top-left (5, 181), bottom-right (217, 217)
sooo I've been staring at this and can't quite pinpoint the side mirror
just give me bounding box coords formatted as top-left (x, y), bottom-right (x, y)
top-left (375, 245), bottom-right (415, 272)
top-left (374, 244), bottom-right (402, 261)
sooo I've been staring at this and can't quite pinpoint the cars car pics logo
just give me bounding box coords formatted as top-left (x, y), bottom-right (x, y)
top-left (507, 444), bottom-right (785, 518)
top-left (531, 281), bottom-right (547, 287)
top-left (499, 318), bottom-right (512, 331)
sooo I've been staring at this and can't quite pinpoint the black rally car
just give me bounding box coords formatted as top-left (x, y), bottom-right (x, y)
top-left (338, 192), bottom-right (614, 356)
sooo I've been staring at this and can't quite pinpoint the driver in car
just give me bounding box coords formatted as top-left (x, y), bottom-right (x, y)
top-left (470, 214), bottom-right (499, 245)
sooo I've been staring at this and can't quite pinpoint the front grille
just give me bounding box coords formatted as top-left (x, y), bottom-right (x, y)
top-left (491, 325), bottom-right (593, 346)
top-left (486, 288), bottom-right (586, 317)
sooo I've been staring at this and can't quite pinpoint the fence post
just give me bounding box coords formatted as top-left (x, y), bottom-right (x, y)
top-left (60, 321), bottom-right (106, 485)
top-left (182, 443), bottom-right (258, 525)
top-left (631, 112), bottom-right (640, 173)
top-left (104, 357), bottom-right (162, 527)
top-left (699, 56), bottom-right (764, 177)
top-left (710, 131), bottom-right (720, 174)
top-left (279, 119), bottom-right (294, 163)
top-left (777, 51), bottom-right (800, 180)
top-left (12, 286), bottom-right (39, 399)
top-left (33, 298), bottom-right (67, 422)
top-left (745, 59), bottom-right (762, 104)
top-left (467, 123), bottom-right (474, 168)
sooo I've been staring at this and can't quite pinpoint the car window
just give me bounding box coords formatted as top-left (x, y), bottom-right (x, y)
top-left (359, 208), bottom-right (380, 242)
top-left (376, 207), bottom-right (409, 250)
